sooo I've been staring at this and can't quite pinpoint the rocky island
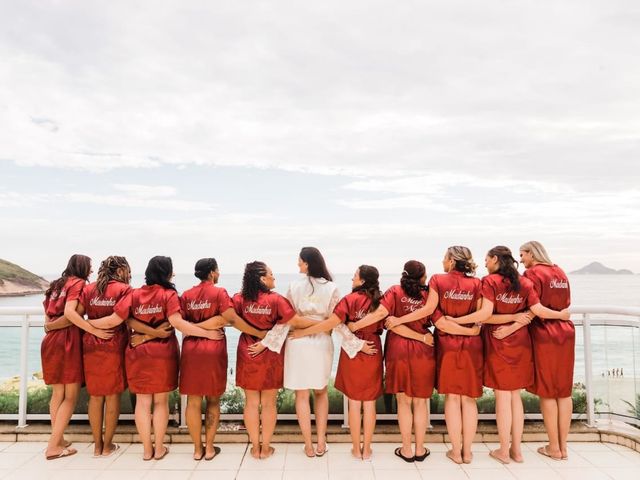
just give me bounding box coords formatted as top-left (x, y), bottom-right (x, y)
top-left (0, 259), bottom-right (49, 296)
top-left (570, 261), bottom-right (634, 275)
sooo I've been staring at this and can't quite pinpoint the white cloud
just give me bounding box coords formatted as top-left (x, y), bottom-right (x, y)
top-left (0, 1), bottom-right (637, 190)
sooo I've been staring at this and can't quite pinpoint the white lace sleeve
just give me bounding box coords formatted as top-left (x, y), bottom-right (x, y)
top-left (328, 287), bottom-right (341, 314)
top-left (334, 323), bottom-right (365, 359)
top-left (260, 324), bottom-right (290, 353)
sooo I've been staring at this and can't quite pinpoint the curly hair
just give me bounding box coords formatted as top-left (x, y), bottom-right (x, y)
top-left (399, 260), bottom-right (427, 300)
top-left (487, 245), bottom-right (520, 292)
top-left (241, 261), bottom-right (271, 301)
top-left (46, 254), bottom-right (91, 298)
top-left (353, 264), bottom-right (382, 312)
top-left (96, 256), bottom-right (130, 295)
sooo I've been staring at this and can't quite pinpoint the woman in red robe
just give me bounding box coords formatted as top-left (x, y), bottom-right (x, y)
top-left (41, 254), bottom-right (96, 460)
top-left (380, 251), bottom-right (482, 464)
top-left (179, 258), bottom-right (265, 460)
top-left (97, 256), bottom-right (223, 461)
top-left (232, 261), bottom-right (316, 460)
top-left (348, 261), bottom-right (433, 463)
top-left (290, 265), bottom-right (382, 460)
top-left (75, 256), bottom-right (131, 457)
top-left (520, 241), bottom-right (573, 460)
top-left (444, 246), bottom-right (570, 465)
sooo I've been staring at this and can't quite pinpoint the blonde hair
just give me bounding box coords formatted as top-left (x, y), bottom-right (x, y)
top-left (520, 241), bottom-right (553, 265)
top-left (446, 246), bottom-right (477, 276)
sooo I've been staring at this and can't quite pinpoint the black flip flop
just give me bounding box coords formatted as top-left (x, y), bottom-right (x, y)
top-left (394, 447), bottom-right (415, 463)
top-left (204, 446), bottom-right (221, 461)
top-left (414, 448), bottom-right (431, 462)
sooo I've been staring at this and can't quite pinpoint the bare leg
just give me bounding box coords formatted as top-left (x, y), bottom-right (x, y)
top-left (243, 390), bottom-right (261, 458)
top-left (396, 393), bottom-right (414, 458)
top-left (88, 395), bottom-right (105, 456)
top-left (259, 389), bottom-right (278, 459)
top-left (48, 384), bottom-right (64, 446)
top-left (204, 396), bottom-right (221, 458)
top-left (295, 389), bottom-right (314, 456)
top-left (491, 389), bottom-right (511, 463)
top-left (102, 394), bottom-right (120, 456)
top-left (412, 397), bottom-right (428, 457)
top-left (461, 395), bottom-right (478, 463)
top-left (362, 400), bottom-right (376, 460)
top-left (134, 394), bottom-right (153, 460)
top-left (540, 397), bottom-right (562, 458)
top-left (509, 390), bottom-right (524, 462)
top-left (348, 398), bottom-right (362, 458)
top-left (186, 395), bottom-right (204, 459)
top-left (313, 388), bottom-right (329, 454)
top-left (557, 397), bottom-right (573, 458)
top-left (444, 394), bottom-right (463, 463)
top-left (152, 392), bottom-right (170, 459)
top-left (45, 383), bottom-right (80, 457)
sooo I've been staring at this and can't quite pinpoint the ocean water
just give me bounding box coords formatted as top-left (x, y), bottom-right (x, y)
top-left (1, 273), bottom-right (639, 394)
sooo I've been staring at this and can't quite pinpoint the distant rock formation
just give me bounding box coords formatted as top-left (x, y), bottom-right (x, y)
top-left (570, 261), bottom-right (634, 275)
top-left (0, 259), bottom-right (49, 296)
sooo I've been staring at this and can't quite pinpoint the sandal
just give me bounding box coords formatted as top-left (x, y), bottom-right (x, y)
top-left (537, 446), bottom-right (562, 461)
top-left (414, 448), bottom-right (430, 462)
top-left (489, 449), bottom-right (510, 464)
top-left (394, 447), bottom-right (414, 463)
top-left (155, 446), bottom-right (169, 460)
top-left (102, 444), bottom-right (120, 458)
top-left (46, 448), bottom-right (77, 461)
top-left (303, 445), bottom-right (315, 458)
top-left (316, 445), bottom-right (329, 457)
top-left (204, 446), bottom-right (221, 461)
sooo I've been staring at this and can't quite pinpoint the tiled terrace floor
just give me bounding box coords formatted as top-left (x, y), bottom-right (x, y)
top-left (0, 440), bottom-right (639, 480)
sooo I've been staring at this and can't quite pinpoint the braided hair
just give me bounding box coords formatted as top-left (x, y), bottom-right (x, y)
top-left (46, 254), bottom-right (91, 298)
top-left (241, 261), bottom-right (271, 301)
top-left (96, 256), bottom-right (131, 295)
top-left (400, 260), bottom-right (428, 300)
top-left (144, 256), bottom-right (176, 291)
top-left (487, 246), bottom-right (521, 292)
top-left (353, 265), bottom-right (382, 313)
top-left (194, 258), bottom-right (218, 281)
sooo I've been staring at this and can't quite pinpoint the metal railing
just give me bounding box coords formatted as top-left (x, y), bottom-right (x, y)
top-left (0, 305), bottom-right (639, 429)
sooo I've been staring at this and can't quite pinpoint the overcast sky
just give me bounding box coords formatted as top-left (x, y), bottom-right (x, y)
top-left (1, 1), bottom-right (639, 277)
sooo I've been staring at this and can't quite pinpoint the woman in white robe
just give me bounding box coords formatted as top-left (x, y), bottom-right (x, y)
top-left (284, 247), bottom-right (339, 457)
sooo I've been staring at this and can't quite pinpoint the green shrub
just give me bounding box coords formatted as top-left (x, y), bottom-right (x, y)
top-left (220, 386), bottom-right (245, 414)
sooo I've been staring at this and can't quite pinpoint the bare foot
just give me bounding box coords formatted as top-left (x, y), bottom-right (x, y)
top-left (102, 443), bottom-right (120, 457)
top-left (250, 445), bottom-right (261, 459)
top-left (446, 449), bottom-right (463, 464)
top-left (462, 451), bottom-right (474, 464)
top-left (93, 444), bottom-right (103, 457)
top-left (142, 448), bottom-right (154, 461)
top-left (509, 447), bottom-right (524, 463)
top-left (537, 445), bottom-right (562, 461)
top-left (351, 447), bottom-right (362, 459)
top-left (362, 447), bottom-right (373, 460)
top-left (193, 446), bottom-right (204, 461)
top-left (316, 439), bottom-right (328, 456)
top-left (303, 444), bottom-right (315, 457)
top-left (489, 449), bottom-right (510, 464)
top-left (154, 446), bottom-right (169, 460)
top-left (260, 446), bottom-right (275, 459)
